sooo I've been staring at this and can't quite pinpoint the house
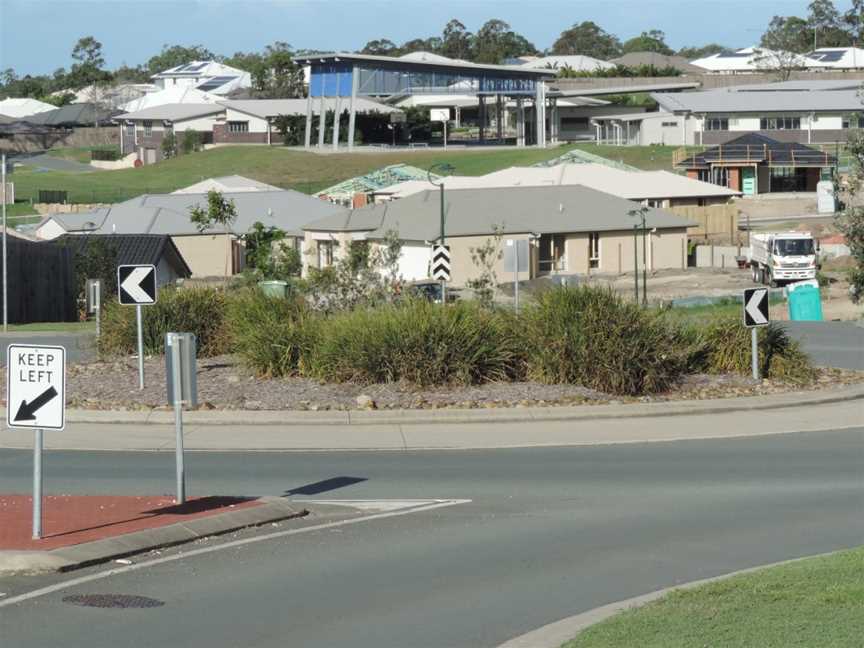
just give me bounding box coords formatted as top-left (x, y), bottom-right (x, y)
top-left (0, 98), bottom-right (56, 119)
top-left (516, 55), bottom-right (615, 72)
top-left (57, 234), bottom-right (191, 286)
top-left (689, 47), bottom-right (807, 74)
top-left (372, 163), bottom-right (740, 207)
top-left (592, 81), bottom-right (864, 146)
top-left (57, 83), bottom-right (158, 110)
top-left (27, 102), bottom-right (117, 128)
top-left (151, 61), bottom-right (251, 95)
top-left (117, 98), bottom-right (400, 163)
top-left (172, 175), bottom-right (282, 194)
top-left (302, 185), bottom-right (694, 284)
top-left (674, 133), bottom-right (836, 195)
top-left (805, 47), bottom-right (864, 70)
top-left (36, 190), bottom-right (349, 278)
top-left (119, 86), bottom-right (221, 113)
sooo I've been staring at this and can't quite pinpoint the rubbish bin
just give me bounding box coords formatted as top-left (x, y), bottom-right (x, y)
top-left (258, 280), bottom-right (289, 299)
top-left (787, 280), bottom-right (823, 321)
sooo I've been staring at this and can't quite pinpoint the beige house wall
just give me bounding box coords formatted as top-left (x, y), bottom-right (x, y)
top-left (171, 234), bottom-right (239, 278)
top-left (302, 231), bottom-right (355, 273)
top-left (566, 228), bottom-right (687, 275)
top-left (446, 233), bottom-right (534, 287)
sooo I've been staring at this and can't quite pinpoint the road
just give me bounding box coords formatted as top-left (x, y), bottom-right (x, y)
top-left (783, 321), bottom-right (864, 370)
top-left (9, 152), bottom-right (95, 173)
top-left (1, 428), bottom-right (862, 647)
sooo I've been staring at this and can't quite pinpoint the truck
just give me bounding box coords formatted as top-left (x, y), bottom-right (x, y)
top-left (747, 231), bottom-right (817, 287)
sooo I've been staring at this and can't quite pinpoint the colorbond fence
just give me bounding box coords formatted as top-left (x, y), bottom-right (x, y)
top-left (1, 238), bottom-right (77, 323)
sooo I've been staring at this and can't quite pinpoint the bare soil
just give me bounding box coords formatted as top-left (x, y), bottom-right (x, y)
top-left (1, 355), bottom-right (859, 412)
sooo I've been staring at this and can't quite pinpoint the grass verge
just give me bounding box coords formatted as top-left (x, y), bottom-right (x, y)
top-left (563, 546), bottom-right (864, 648)
top-left (4, 321), bottom-right (95, 333)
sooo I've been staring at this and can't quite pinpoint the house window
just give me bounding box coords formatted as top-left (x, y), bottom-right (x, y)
top-left (644, 199), bottom-right (663, 208)
top-left (842, 114), bottom-right (858, 129)
top-left (143, 120), bottom-right (153, 137)
top-left (588, 233), bottom-right (600, 269)
top-left (704, 118), bottom-right (728, 131)
top-left (228, 121), bottom-right (249, 133)
top-left (317, 240), bottom-right (335, 268)
top-left (561, 117), bottom-right (590, 129)
top-left (661, 121), bottom-right (678, 127)
top-left (759, 116), bottom-right (801, 130)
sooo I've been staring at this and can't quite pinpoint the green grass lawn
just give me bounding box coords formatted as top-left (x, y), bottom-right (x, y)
top-left (5, 321), bottom-right (94, 333)
top-left (11, 141), bottom-right (688, 205)
top-left (3, 202), bottom-right (40, 226)
top-left (45, 145), bottom-right (119, 164)
top-left (564, 546), bottom-right (864, 648)
top-left (660, 295), bottom-right (787, 325)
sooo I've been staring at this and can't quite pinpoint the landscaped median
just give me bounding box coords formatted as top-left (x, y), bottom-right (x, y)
top-left (561, 546), bottom-right (864, 648)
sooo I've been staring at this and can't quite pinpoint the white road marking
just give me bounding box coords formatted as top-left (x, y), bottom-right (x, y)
top-left (0, 499), bottom-right (471, 609)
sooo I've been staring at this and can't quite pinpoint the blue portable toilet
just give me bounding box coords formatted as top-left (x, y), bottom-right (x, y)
top-left (787, 280), bottom-right (823, 321)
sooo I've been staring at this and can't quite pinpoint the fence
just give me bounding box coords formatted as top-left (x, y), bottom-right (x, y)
top-left (0, 238), bottom-right (77, 323)
top-left (669, 203), bottom-right (739, 243)
top-left (694, 244), bottom-right (746, 269)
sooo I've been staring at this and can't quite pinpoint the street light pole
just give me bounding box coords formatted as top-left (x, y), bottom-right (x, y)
top-left (641, 212), bottom-right (648, 306)
top-left (629, 207), bottom-right (649, 306)
top-left (428, 163), bottom-right (455, 304)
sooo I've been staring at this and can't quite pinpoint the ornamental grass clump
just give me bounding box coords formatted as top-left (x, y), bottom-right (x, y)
top-left (98, 286), bottom-right (230, 358)
top-left (227, 288), bottom-right (318, 378)
top-left (306, 299), bottom-right (525, 386)
top-left (524, 286), bottom-right (690, 396)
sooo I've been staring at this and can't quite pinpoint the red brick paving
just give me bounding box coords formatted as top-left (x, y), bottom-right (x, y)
top-left (0, 494), bottom-right (263, 550)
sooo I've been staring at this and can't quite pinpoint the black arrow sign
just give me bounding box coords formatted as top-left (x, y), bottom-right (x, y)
top-left (14, 386), bottom-right (58, 422)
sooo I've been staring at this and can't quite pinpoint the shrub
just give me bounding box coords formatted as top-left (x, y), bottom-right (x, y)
top-left (524, 286), bottom-right (690, 395)
top-left (98, 287), bottom-right (230, 358)
top-left (306, 300), bottom-right (524, 386)
top-left (227, 288), bottom-right (318, 377)
top-left (692, 315), bottom-right (817, 384)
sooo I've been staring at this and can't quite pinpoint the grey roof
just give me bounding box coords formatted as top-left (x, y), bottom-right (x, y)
top-left (294, 52), bottom-right (557, 77)
top-left (57, 234), bottom-right (191, 277)
top-left (720, 79), bottom-right (863, 92)
top-left (43, 190), bottom-right (348, 238)
top-left (609, 52), bottom-right (704, 74)
top-left (220, 98), bottom-right (399, 117)
top-left (27, 102), bottom-right (117, 126)
top-left (652, 88), bottom-right (864, 113)
top-left (552, 82), bottom-right (700, 98)
top-left (305, 185), bottom-right (694, 241)
top-left (116, 103), bottom-right (225, 121)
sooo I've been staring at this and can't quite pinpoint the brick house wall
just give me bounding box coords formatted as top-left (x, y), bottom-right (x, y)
top-left (213, 123), bottom-right (269, 144)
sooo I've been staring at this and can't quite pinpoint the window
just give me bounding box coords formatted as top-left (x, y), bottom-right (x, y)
top-left (317, 240), bottom-right (335, 268)
top-left (774, 238), bottom-right (814, 256)
top-left (704, 118), bottom-right (728, 131)
top-left (561, 117), bottom-right (589, 129)
top-left (644, 199), bottom-right (663, 208)
top-left (661, 121), bottom-right (678, 127)
top-left (228, 121), bottom-right (249, 134)
top-left (760, 116), bottom-right (801, 130)
top-left (143, 120), bottom-right (153, 137)
top-left (588, 233), bottom-right (600, 269)
top-left (843, 114), bottom-right (858, 129)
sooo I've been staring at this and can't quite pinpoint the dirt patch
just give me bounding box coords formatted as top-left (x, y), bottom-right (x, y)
top-left (0, 355), bottom-right (859, 412)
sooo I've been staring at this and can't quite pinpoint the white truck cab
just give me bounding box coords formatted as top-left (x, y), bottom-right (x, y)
top-left (748, 231), bottom-right (817, 287)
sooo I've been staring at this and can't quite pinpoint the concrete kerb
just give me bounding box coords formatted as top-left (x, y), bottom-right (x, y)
top-left (496, 549), bottom-right (852, 648)
top-left (6, 383), bottom-right (862, 427)
top-left (0, 497), bottom-right (307, 576)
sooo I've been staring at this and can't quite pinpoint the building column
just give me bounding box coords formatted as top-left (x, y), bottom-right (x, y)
top-left (496, 94), bottom-right (503, 141)
top-left (535, 83), bottom-right (545, 148)
top-left (516, 98), bottom-right (524, 147)
top-left (332, 83), bottom-right (341, 152)
top-left (479, 95), bottom-right (486, 143)
top-left (455, 106), bottom-right (461, 128)
top-left (317, 94), bottom-right (326, 149)
top-left (304, 90), bottom-right (313, 149)
top-left (347, 65), bottom-right (359, 151)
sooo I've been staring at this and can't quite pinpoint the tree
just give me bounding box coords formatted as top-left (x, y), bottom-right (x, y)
top-left (72, 36), bottom-right (104, 69)
top-left (473, 19), bottom-right (537, 64)
top-left (69, 36), bottom-right (110, 91)
top-left (836, 126), bottom-right (864, 303)
top-left (843, 0), bottom-right (864, 43)
top-left (180, 129), bottom-right (202, 154)
top-left (552, 21), bottom-right (622, 59)
top-left (440, 19), bottom-right (473, 60)
top-left (466, 226), bottom-right (503, 308)
top-left (161, 131), bottom-right (177, 159)
top-left (677, 44), bottom-right (727, 60)
top-left (808, 0), bottom-right (850, 47)
top-left (621, 30), bottom-right (674, 55)
top-left (360, 39), bottom-right (399, 56)
top-left (243, 222), bottom-right (301, 280)
top-left (145, 44), bottom-right (216, 76)
top-left (252, 42), bottom-right (305, 98)
top-left (189, 190), bottom-right (238, 282)
top-left (758, 16), bottom-right (811, 79)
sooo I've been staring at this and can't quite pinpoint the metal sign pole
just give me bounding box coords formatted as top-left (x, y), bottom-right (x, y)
top-left (170, 334), bottom-right (186, 504)
top-left (439, 183), bottom-right (447, 305)
top-left (514, 241), bottom-right (520, 312)
top-left (2, 152), bottom-right (7, 333)
top-left (136, 304), bottom-right (144, 390)
top-left (33, 428), bottom-right (43, 539)
top-left (751, 327), bottom-right (759, 381)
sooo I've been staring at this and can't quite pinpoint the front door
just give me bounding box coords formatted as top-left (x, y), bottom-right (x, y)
top-left (742, 167), bottom-right (756, 195)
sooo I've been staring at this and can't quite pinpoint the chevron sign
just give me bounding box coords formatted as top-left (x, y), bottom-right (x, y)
top-left (432, 245), bottom-right (451, 281)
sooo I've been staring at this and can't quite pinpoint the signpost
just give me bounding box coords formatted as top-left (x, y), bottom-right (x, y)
top-left (86, 278), bottom-right (102, 338)
top-left (430, 108), bottom-right (449, 150)
top-left (118, 264), bottom-right (157, 389)
top-left (743, 287), bottom-right (770, 381)
top-left (166, 332), bottom-right (197, 505)
top-left (432, 245), bottom-right (451, 282)
top-left (7, 344), bottom-right (66, 539)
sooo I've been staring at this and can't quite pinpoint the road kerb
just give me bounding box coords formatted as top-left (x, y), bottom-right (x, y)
top-left (0, 497), bottom-right (306, 576)
top-left (495, 549), bottom-right (850, 648)
top-left (3, 384), bottom-right (861, 427)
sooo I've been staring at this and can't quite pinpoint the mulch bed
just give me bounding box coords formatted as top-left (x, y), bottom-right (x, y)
top-left (1, 355), bottom-right (861, 412)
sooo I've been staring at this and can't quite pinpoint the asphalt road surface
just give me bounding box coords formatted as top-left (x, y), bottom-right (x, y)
top-left (1, 428), bottom-right (863, 648)
top-left (782, 321), bottom-right (864, 370)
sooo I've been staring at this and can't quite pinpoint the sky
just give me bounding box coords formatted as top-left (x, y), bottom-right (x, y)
top-left (0, 0), bottom-right (855, 76)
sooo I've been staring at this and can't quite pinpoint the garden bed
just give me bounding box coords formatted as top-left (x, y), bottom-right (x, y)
top-left (1, 355), bottom-right (859, 412)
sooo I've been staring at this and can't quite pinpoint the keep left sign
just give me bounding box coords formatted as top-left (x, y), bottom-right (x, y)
top-left (7, 345), bottom-right (65, 430)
